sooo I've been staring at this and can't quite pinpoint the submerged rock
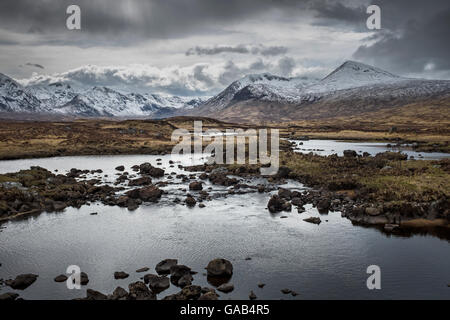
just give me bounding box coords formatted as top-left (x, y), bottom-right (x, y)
top-left (206, 258), bottom-right (233, 277)
top-left (303, 217), bottom-right (321, 225)
top-left (217, 283), bottom-right (234, 293)
top-left (128, 281), bottom-right (156, 300)
top-left (54, 274), bottom-right (68, 282)
top-left (114, 271), bottom-right (129, 279)
top-left (155, 259), bottom-right (178, 275)
top-left (5, 273), bottom-right (38, 290)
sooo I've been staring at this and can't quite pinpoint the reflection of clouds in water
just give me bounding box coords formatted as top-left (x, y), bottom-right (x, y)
top-left (289, 139), bottom-right (449, 160)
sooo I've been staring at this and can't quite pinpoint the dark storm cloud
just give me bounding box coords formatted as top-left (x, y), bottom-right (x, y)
top-left (352, 0), bottom-right (450, 76)
top-left (185, 45), bottom-right (288, 56)
top-left (310, 0), bottom-right (367, 27)
top-left (0, 0), bottom-right (313, 46)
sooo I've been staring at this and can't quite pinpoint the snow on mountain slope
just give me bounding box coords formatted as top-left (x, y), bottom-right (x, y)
top-left (198, 73), bottom-right (317, 112)
top-left (0, 73), bottom-right (43, 112)
top-left (56, 87), bottom-right (209, 117)
top-left (304, 60), bottom-right (403, 94)
top-left (27, 82), bottom-right (78, 111)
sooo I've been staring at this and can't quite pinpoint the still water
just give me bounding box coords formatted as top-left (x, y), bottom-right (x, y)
top-left (0, 152), bottom-right (449, 300)
top-left (290, 139), bottom-right (449, 160)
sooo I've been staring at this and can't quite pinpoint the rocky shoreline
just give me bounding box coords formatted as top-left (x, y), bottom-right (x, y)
top-left (1, 147), bottom-right (449, 234)
top-left (0, 258), bottom-right (300, 301)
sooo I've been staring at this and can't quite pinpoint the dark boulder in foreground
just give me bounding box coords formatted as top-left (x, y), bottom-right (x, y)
top-left (54, 274), bottom-right (68, 282)
top-left (126, 185), bottom-right (162, 202)
top-left (114, 271), bottom-right (129, 279)
top-left (185, 196), bottom-right (197, 207)
top-left (110, 287), bottom-right (129, 300)
top-left (189, 181), bottom-right (203, 191)
top-left (0, 292), bottom-right (19, 300)
top-left (343, 150), bottom-right (357, 158)
top-left (206, 258), bottom-right (233, 277)
top-left (115, 165), bottom-right (125, 171)
top-left (267, 195), bottom-right (291, 213)
top-left (5, 274), bottom-right (38, 290)
top-left (217, 283), bottom-right (234, 293)
top-left (139, 162), bottom-right (165, 177)
top-left (155, 259), bottom-right (178, 275)
top-left (86, 289), bottom-right (108, 300)
top-left (128, 281), bottom-right (156, 300)
top-left (144, 274), bottom-right (170, 293)
top-left (303, 217), bottom-right (321, 225)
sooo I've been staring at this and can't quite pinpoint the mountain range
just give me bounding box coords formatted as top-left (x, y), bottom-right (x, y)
top-left (1, 60), bottom-right (449, 122)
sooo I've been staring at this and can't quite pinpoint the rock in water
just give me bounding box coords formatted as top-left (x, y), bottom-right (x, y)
top-left (114, 271), bottom-right (129, 279)
top-left (206, 258), bottom-right (233, 277)
top-left (86, 289), bottom-right (108, 300)
top-left (0, 292), bottom-right (19, 300)
top-left (249, 290), bottom-right (257, 300)
top-left (128, 281), bottom-right (156, 300)
top-left (155, 259), bottom-right (178, 275)
top-left (303, 217), bottom-right (321, 225)
top-left (54, 274), bottom-right (68, 282)
top-left (5, 274), bottom-right (38, 290)
top-left (217, 283), bottom-right (234, 293)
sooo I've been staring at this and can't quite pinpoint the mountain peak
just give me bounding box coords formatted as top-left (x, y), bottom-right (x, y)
top-left (324, 60), bottom-right (400, 81)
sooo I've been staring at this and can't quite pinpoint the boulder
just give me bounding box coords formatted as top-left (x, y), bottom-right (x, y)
top-left (155, 259), bottom-right (178, 275)
top-left (54, 274), bottom-right (68, 282)
top-left (316, 198), bottom-right (331, 213)
top-left (0, 292), bottom-right (19, 301)
top-left (128, 281), bottom-right (156, 300)
top-left (144, 274), bottom-right (170, 293)
top-left (110, 287), bottom-right (129, 300)
top-left (185, 196), bottom-right (196, 207)
top-left (198, 291), bottom-right (219, 300)
top-left (5, 273), bottom-right (38, 290)
top-left (189, 181), bottom-right (203, 191)
top-left (86, 289), bottom-right (108, 300)
top-left (114, 271), bottom-right (129, 279)
top-left (343, 150), bottom-right (357, 158)
top-left (303, 217), bottom-right (321, 225)
top-left (115, 165), bottom-right (125, 171)
top-left (217, 283), bottom-right (234, 293)
top-left (206, 258), bottom-right (233, 277)
top-left (278, 188), bottom-right (292, 199)
top-left (170, 265), bottom-right (192, 279)
top-left (181, 285), bottom-right (202, 300)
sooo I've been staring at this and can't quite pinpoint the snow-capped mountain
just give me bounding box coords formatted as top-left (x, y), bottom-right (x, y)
top-left (189, 60), bottom-right (450, 122)
top-left (0, 73), bottom-right (43, 113)
top-left (0, 73), bottom-right (208, 118)
top-left (199, 73), bottom-right (317, 112)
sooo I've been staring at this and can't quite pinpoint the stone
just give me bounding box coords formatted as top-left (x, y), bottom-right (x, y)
top-left (189, 181), bottom-right (203, 191)
top-left (136, 267), bottom-right (150, 273)
top-left (249, 290), bottom-right (257, 300)
top-left (110, 287), bottom-right (129, 300)
top-left (181, 285), bottom-right (202, 299)
top-left (303, 217), bottom-right (321, 225)
top-left (206, 258), bottom-right (233, 277)
top-left (115, 165), bottom-right (125, 171)
top-left (281, 288), bottom-right (292, 294)
top-left (6, 273), bottom-right (38, 290)
top-left (217, 283), bottom-right (234, 293)
top-left (128, 281), bottom-right (156, 300)
top-left (54, 274), bottom-right (68, 282)
top-left (155, 259), bottom-right (178, 275)
top-left (114, 271), bottom-right (129, 279)
top-left (86, 289), bottom-right (107, 300)
top-left (185, 196), bottom-right (196, 207)
top-left (0, 292), bottom-right (19, 300)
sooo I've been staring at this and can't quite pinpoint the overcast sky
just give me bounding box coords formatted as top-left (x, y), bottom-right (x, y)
top-left (0, 0), bottom-right (449, 96)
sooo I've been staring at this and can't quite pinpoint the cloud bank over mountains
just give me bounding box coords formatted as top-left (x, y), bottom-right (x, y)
top-left (18, 58), bottom-right (324, 96)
